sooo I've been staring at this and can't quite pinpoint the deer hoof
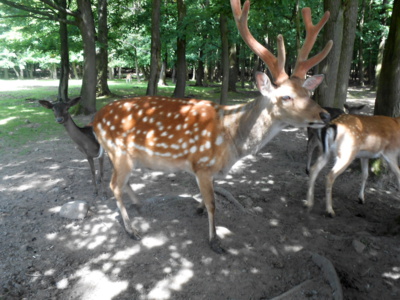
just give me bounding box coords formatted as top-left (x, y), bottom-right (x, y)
top-left (209, 237), bottom-right (226, 254)
top-left (326, 211), bottom-right (336, 218)
top-left (126, 229), bottom-right (142, 241)
top-left (196, 206), bottom-right (205, 215)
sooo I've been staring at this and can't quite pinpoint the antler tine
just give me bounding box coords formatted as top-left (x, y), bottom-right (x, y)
top-left (231, 0), bottom-right (289, 84)
top-left (292, 7), bottom-right (333, 79)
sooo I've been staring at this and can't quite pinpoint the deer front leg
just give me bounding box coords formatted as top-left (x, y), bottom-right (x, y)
top-left (196, 172), bottom-right (225, 254)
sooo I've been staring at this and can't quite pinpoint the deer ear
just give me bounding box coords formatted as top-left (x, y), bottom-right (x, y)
top-left (39, 100), bottom-right (53, 109)
top-left (256, 72), bottom-right (273, 96)
top-left (68, 96), bottom-right (82, 107)
top-left (303, 74), bottom-right (324, 91)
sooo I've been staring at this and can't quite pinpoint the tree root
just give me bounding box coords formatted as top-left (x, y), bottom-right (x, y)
top-left (269, 279), bottom-right (313, 300)
top-left (214, 187), bottom-right (248, 213)
top-left (311, 252), bottom-right (343, 300)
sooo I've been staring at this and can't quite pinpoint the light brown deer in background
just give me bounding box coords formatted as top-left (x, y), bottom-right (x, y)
top-left (126, 73), bottom-right (133, 83)
top-left (305, 114), bottom-right (400, 217)
top-left (92, 0), bottom-right (332, 253)
top-left (305, 104), bottom-right (365, 174)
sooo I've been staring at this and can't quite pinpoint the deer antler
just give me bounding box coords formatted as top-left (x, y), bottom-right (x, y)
top-left (292, 7), bottom-right (333, 79)
top-left (230, 0), bottom-right (289, 85)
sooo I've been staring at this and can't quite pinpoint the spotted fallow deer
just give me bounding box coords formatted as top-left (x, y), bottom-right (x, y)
top-left (92, 0), bottom-right (332, 253)
top-left (305, 114), bottom-right (400, 217)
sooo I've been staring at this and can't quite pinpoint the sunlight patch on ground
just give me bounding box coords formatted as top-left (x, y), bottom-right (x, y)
top-left (216, 226), bottom-right (233, 238)
top-left (0, 116), bottom-right (16, 125)
top-left (147, 258), bottom-right (194, 300)
top-left (284, 245), bottom-right (304, 253)
top-left (142, 235), bottom-right (168, 249)
top-left (112, 245), bottom-right (141, 261)
top-left (72, 267), bottom-right (128, 300)
top-left (382, 267), bottom-right (400, 280)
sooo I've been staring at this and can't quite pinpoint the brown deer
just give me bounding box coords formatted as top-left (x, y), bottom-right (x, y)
top-left (126, 73), bottom-right (133, 83)
top-left (92, 0), bottom-right (332, 253)
top-left (305, 104), bottom-right (365, 174)
top-left (305, 114), bottom-right (400, 217)
top-left (39, 97), bottom-right (106, 198)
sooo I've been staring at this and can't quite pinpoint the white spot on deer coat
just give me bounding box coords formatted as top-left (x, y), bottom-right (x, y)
top-left (215, 135), bottom-right (224, 146)
top-left (190, 146), bottom-right (197, 153)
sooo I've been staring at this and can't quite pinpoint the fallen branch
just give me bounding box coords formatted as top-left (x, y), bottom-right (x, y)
top-left (269, 279), bottom-right (313, 300)
top-left (214, 187), bottom-right (248, 213)
top-left (311, 252), bottom-right (343, 300)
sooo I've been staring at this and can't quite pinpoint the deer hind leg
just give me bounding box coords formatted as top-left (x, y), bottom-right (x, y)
top-left (98, 154), bottom-right (108, 200)
top-left (383, 152), bottom-right (400, 190)
top-left (109, 158), bottom-right (141, 240)
top-left (87, 157), bottom-right (98, 196)
top-left (195, 172), bottom-right (225, 254)
top-left (306, 130), bottom-right (322, 175)
top-left (358, 158), bottom-right (369, 204)
top-left (325, 154), bottom-right (355, 217)
top-left (305, 149), bottom-right (330, 212)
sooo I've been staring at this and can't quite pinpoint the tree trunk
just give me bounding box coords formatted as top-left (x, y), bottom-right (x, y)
top-left (172, 0), bottom-right (186, 98)
top-left (57, 0), bottom-right (69, 101)
top-left (76, 0), bottom-right (97, 114)
top-left (146, 0), bottom-right (161, 96)
top-left (158, 57), bottom-right (167, 86)
top-left (96, 0), bottom-right (112, 96)
top-left (195, 50), bottom-right (204, 86)
top-left (219, 13), bottom-right (229, 105)
top-left (228, 43), bottom-right (237, 92)
top-left (374, 0), bottom-right (400, 117)
top-left (358, 0), bottom-right (365, 86)
top-left (315, 0), bottom-right (343, 107)
top-left (333, 0), bottom-right (359, 108)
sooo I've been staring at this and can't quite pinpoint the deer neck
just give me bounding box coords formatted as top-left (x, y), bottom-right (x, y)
top-left (222, 96), bottom-right (284, 158)
top-left (62, 116), bottom-right (86, 144)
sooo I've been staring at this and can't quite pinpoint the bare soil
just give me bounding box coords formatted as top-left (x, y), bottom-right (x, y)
top-left (1, 89), bottom-right (399, 300)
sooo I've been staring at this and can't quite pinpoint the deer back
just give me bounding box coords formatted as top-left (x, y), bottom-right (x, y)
top-left (93, 96), bottom-right (235, 174)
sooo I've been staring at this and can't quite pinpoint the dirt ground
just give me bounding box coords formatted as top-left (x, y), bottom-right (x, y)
top-left (1, 88), bottom-right (399, 300)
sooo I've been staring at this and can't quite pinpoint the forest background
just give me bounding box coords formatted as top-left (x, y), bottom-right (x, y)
top-left (0, 0), bottom-right (399, 116)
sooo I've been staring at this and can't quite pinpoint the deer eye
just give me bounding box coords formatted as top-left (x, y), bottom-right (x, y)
top-left (281, 96), bottom-right (292, 101)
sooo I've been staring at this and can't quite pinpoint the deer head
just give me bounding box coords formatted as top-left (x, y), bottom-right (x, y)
top-left (231, 0), bottom-right (333, 125)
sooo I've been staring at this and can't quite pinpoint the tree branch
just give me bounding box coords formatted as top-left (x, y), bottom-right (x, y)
top-left (0, 0), bottom-right (77, 25)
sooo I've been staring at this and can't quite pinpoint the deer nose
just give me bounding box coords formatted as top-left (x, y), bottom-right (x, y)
top-left (319, 111), bottom-right (331, 124)
top-left (56, 117), bottom-right (64, 123)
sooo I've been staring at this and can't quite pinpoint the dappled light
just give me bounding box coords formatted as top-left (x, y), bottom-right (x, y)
top-left (1, 89), bottom-right (400, 299)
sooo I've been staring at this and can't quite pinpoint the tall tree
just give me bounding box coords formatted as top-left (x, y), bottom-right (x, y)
top-left (315, 0), bottom-right (358, 109)
top-left (219, 12), bottom-right (229, 105)
top-left (75, 0), bottom-right (97, 114)
top-left (333, 0), bottom-right (359, 109)
top-left (314, 0), bottom-right (343, 107)
top-left (0, 0), bottom-right (98, 114)
top-left (146, 0), bottom-right (161, 96)
top-left (96, 0), bottom-right (112, 96)
top-left (374, 0), bottom-right (400, 117)
top-left (57, 0), bottom-right (69, 101)
top-left (172, 0), bottom-right (186, 98)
